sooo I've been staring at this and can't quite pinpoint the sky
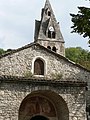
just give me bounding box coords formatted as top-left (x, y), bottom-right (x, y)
top-left (0, 0), bottom-right (90, 51)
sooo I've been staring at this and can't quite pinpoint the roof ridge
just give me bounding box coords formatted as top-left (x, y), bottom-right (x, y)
top-left (0, 42), bottom-right (90, 72)
top-left (0, 42), bottom-right (35, 58)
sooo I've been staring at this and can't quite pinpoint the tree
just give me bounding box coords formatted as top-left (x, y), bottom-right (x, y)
top-left (65, 47), bottom-right (81, 62)
top-left (0, 48), bottom-right (13, 55)
top-left (65, 47), bottom-right (90, 70)
top-left (70, 6), bottom-right (90, 47)
top-left (0, 48), bottom-right (6, 55)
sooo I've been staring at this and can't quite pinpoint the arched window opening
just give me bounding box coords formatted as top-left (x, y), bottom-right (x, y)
top-left (48, 30), bottom-right (51, 38)
top-left (48, 27), bottom-right (56, 39)
top-left (52, 32), bottom-right (56, 38)
top-left (47, 46), bottom-right (51, 50)
top-left (52, 46), bottom-right (56, 52)
top-left (34, 59), bottom-right (44, 75)
top-left (48, 11), bottom-right (51, 16)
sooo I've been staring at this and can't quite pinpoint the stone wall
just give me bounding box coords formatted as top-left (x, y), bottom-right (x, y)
top-left (0, 81), bottom-right (86, 120)
top-left (36, 40), bottom-right (65, 56)
top-left (0, 44), bottom-right (89, 120)
top-left (0, 44), bottom-right (90, 83)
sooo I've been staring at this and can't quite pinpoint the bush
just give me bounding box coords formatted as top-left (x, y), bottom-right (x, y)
top-left (24, 71), bottom-right (33, 78)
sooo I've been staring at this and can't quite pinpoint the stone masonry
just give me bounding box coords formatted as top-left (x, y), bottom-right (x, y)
top-left (0, 0), bottom-right (90, 120)
top-left (0, 43), bottom-right (89, 120)
top-left (0, 43), bottom-right (89, 82)
top-left (0, 78), bottom-right (86, 120)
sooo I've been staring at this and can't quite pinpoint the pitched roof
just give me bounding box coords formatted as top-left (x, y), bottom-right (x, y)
top-left (34, 0), bottom-right (64, 42)
top-left (0, 42), bottom-right (90, 72)
top-left (34, 20), bottom-right (41, 40)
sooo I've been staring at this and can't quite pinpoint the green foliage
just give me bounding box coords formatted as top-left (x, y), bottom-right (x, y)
top-left (0, 48), bottom-right (6, 55)
top-left (51, 73), bottom-right (63, 80)
top-left (70, 6), bottom-right (90, 46)
top-left (0, 48), bottom-right (14, 55)
top-left (65, 47), bottom-right (81, 62)
top-left (65, 47), bottom-right (90, 70)
top-left (24, 71), bottom-right (33, 78)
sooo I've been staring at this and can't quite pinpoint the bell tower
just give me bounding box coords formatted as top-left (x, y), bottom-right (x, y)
top-left (34, 0), bottom-right (65, 56)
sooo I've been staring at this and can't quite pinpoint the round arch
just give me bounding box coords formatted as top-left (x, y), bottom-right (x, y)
top-left (52, 46), bottom-right (56, 52)
top-left (34, 59), bottom-right (44, 75)
top-left (32, 56), bottom-right (47, 76)
top-left (18, 90), bottom-right (69, 120)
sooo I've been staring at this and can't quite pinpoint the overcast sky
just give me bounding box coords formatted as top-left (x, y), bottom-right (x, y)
top-left (0, 0), bottom-right (90, 50)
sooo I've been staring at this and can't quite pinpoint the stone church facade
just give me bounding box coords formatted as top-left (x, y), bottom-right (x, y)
top-left (0, 0), bottom-right (90, 120)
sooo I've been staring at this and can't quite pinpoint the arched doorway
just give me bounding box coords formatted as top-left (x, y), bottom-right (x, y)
top-left (30, 115), bottom-right (49, 120)
top-left (18, 90), bottom-right (69, 120)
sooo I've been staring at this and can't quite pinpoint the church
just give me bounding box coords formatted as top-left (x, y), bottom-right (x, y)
top-left (0, 0), bottom-right (90, 120)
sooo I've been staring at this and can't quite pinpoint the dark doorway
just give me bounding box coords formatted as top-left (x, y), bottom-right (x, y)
top-left (34, 59), bottom-right (44, 75)
top-left (30, 115), bottom-right (49, 120)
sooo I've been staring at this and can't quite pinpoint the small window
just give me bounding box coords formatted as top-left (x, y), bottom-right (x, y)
top-left (34, 59), bottom-right (44, 75)
top-left (48, 11), bottom-right (51, 16)
top-left (52, 32), bottom-right (56, 38)
top-left (48, 30), bottom-right (51, 38)
top-left (48, 27), bottom-right (56, 39)
top-left (52, 46), bottom-right (56, 52)
top-left (47, 46), bottom-right (51, 49)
